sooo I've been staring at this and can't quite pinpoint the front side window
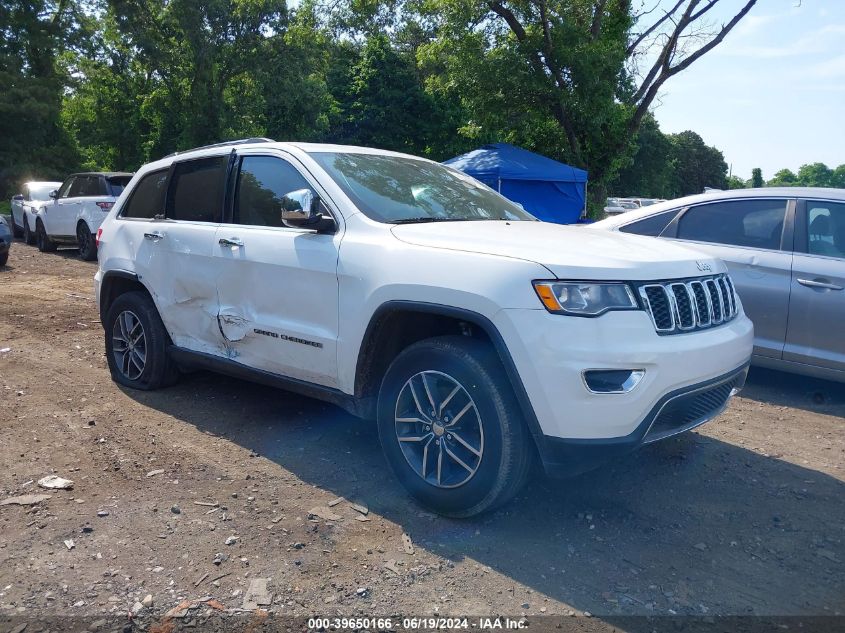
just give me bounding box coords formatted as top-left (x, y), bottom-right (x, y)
top-left (121, 170), bottom-right (168, 219)
top-left (167, 157), bottom-right (227, 223)
top-left (310, 152), bottom-right (535, 223)
top-left (676, 199), bottom-right (788, 250)
top-left (806, 201), bottom-right (845, 259)
top-left (58, 178), bottom-right (75, 198)
top-left (234, 156), bottom-right (313, 227)
top-left (620, 209), bottom-right (680, 237)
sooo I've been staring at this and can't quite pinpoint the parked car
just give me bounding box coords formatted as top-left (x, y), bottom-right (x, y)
top-left (604, 200), bottom-right (640, 216)
top-left (10, 181), bottom-right (62, 244)
top-left (0, 215), bottom-right (11, 267)
top-left (94, 139), bottom-right (753, 516)
top-left (36, 172), bottom-right (133, 260)
top-left (593, 187), bottom-right (845, 383)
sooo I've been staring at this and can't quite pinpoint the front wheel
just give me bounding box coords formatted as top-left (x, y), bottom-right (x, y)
top-left (77, 222), bottom-right (97, 261)
top-left (23, 216), bottom-right (35, 245)
top-left (36, 220), bottom-right (57, 252)
top-left (377, 336), bottom-right (533, 518)
top-left (104, 291), bottom-right (179, 390)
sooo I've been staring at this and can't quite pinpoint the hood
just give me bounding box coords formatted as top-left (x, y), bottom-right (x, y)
top-left (390, 221), bottom-right (725, 281)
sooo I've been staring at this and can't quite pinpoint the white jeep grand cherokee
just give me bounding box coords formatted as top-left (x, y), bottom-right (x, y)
top-left (94, 139), bottom-right (753, 517)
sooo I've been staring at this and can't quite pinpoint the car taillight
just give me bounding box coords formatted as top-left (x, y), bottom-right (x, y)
top-left (96, 228), bottom-right (103, 247)
top-left (96, 202), bottom-right (114, 210)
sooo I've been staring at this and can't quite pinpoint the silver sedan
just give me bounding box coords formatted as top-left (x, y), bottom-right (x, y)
top-left (593, 187), bottom-right (845, 383)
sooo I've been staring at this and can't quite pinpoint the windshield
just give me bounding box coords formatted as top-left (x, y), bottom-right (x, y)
top-left (311, 152), bottom-right (536, 223)
top-left (29, 184), bottom-right (57, 201)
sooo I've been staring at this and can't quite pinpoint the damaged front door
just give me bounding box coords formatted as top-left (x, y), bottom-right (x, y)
top-left (213, 153), bottom-right (340, 388)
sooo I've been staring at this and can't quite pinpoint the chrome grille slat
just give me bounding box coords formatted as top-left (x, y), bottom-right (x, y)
top-left (639, 274), bottom-right (738, 335)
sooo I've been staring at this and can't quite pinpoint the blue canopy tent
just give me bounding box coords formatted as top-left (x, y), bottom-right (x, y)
top-left (443, 143), bottom-right (588, 224)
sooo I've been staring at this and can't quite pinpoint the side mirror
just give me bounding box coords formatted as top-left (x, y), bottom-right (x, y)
top-left (49, 190), bottom-right (58, 199)
top-left (280, 189), bottom-right (335, 233)
top-left (12, 194), bottom-right (24, 201)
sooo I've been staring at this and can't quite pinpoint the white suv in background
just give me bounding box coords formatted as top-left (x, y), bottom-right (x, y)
top-left (94, 139), bottom-right (753, 517)
top-left (36, 172), bottom-right (133, 260)
top-left (10, 181), bottom-right (61, 244)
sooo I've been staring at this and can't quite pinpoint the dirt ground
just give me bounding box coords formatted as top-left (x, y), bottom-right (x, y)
top-left (0, 236), bottom-right (843, 628)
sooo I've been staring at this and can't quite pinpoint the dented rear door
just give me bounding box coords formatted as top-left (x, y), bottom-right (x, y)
top-left (137, 155), bottom-right (228, 355)
top-left (213, 152), bottom-right (341, 388)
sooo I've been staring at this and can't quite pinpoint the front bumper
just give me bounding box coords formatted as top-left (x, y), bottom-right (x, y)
top-left (538, 363), bottom-right (748, 477)
top-left (492, 307), bottom-right (753, 475)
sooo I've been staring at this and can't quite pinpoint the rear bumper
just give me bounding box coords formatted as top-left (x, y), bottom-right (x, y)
top-left (538, 363), bottom-right (748, 478)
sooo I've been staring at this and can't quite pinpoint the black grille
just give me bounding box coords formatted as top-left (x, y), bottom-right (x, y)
top-left (639, 274), bottom-right (737, 335)
top-left (644, 379), bottom-right (738, 442)
top-left (671, 284), bottom-right (694, 329)
top-left (644, 286), bottom-right (673, 330)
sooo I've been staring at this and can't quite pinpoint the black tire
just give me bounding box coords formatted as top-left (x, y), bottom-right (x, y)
top-left (0, 251), bottom-right (7, 267)
top-left (104, 291), bottom-right (180, 390)
top-left (11, 214), bottom-right (23, 238)
top-left (377, 335), bottom-right (533, 518)
top-left (23, 217), bottom-right (35, 245)
top-left (77, 221), bottom-right (97, 261)
top-left (36, 220), bottom-right (57, 252)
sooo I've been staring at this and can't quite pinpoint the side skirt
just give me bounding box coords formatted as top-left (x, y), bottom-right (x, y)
top-left (168, 346), bottom-right (369, 418)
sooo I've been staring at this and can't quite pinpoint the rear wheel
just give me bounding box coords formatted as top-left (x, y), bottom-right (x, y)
top-left (377, 336), bottom-right (533, 518)
top-left (77, 221), bottom-right (97, 261)
top-left (23, 216), bottom-right (35, 245)
top-left (104, 291), bottom-right (179, 390)
top-left (36, 220), bottom-right (56, 252)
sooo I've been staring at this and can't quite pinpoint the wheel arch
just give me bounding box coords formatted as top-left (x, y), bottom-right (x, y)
top-left (99, 270), bottom-right (153, 323)
top-left (354, 300), bottom-right (544, 444)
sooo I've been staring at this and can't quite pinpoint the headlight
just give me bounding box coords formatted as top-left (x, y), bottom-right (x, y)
top-left (533, 281), bottom-right (639, 316)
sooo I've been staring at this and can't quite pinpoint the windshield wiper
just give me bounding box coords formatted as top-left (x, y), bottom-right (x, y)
top-left (390, 217), bottom-right (496, 224)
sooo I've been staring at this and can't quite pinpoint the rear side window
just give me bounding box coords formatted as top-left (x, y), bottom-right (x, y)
top-left (234, 156), bottom-right (313, 227)
top-left (677, 199), bottom-right (788, 250)
top-left (167, 157), bottom-right (227, 223)
top-left (121, 170), bottom-right (168, 219)
top-left (620, 210), bottom-right (680, 237)
top-left (107, 176), bottom-right (132, 196)
top-left (806, 201), bottom-right (845, 259)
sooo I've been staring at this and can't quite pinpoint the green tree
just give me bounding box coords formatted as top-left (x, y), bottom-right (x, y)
top-left (796, 162), bottom-right (832, 187)
top-left (411, 0), bottom-right (757, 209)
top-left (767, 168), bottom-right (797, 187)
top-left (667, 130), bottom-right (727, 196)
top-left (832, 164), bottom-right (845, 189)
top-left (0, 0), bottom-right (84, 197)
top-left (727, 175), bottom-right (745, 190)
top-left (608, 114), bottom-right (673, 198)
top-left (751, 167), bottom-right (763, 188)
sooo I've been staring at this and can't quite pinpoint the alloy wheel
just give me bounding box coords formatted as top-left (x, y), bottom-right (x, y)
top-left (394, 370), bottom-right (484, 488)
top-left (111, 310), bottom-right (147, 380)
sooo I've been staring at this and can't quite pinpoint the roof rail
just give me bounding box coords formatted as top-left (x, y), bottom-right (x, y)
top-left (164, 137), bottom-right (275, 159)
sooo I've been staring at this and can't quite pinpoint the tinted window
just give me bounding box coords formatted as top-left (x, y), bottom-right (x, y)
top-left (677, 199), bottom-right (788, 249)
top-left (121, 170), bottom-right (168, 219)
top-left (107, 176), bottom-right (132, 196)
top-left (56, 179), bottom-right (73, 198)
top-left (234, 156), bottom-right (313, 227)
top-left (806, 201), bottom-right (845, 259)
top-left (620, 210), bottom-right (680, 237)
top-left (167, 157), bottom-right (226, 223)
top-left (69, 176), bottom-right (101, 197)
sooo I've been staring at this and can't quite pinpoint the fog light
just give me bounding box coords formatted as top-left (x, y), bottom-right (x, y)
top-left (583, 369), bottom-right (645, 394)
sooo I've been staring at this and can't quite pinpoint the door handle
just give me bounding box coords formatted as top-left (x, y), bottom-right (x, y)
top-left (143, 231), bottom-right (165, 241)
top-left (797, 278), bottom-right (844, 291)
top-left (218, 237), bottom-right (244, 247)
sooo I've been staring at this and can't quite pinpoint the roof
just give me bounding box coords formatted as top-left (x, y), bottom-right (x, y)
top-left (23, 181), bottom-right (62, 187)
top-left (443, 143), bottom-right (588, 183)
top-left (596, 186), bottom-right (845, 228)
top-left (69, 172), bottom-right (134, 179)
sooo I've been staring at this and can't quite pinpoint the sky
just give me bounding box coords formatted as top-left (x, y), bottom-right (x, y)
top-left (650, 0), bottom-right (845, 181)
